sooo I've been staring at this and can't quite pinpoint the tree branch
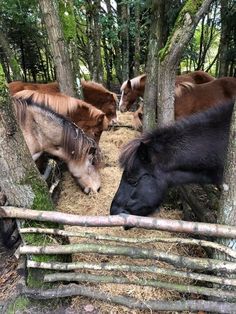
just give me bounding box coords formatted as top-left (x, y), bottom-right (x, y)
top-left (19, 242), bottom-right (236, 273)
top-left (20, 227), bottom-right (236, 258)
top-left (19, 284), bottom-right (236, 313)
top-left (2, 207), bottom-right (236, 238)
top-left (27, 260), bottom-right (236, 287)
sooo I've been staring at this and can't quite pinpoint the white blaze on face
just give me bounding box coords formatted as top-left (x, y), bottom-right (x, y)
top-left (119, 90), bottom-right (124, 111)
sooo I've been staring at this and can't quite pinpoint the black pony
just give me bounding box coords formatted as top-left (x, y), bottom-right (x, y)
top-left (110, 101), bottom-right (234, 217)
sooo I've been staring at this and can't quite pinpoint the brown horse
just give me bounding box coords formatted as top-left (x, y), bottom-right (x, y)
top-left (13, 98), bottom-right (101, 193)
top-left (175, 77), bottom-right (236, 118)
top-left (119, 70), bottom-right (215, 112)
top-left (131, 76), bottom-right (236, 126)
top-left (8, 80), bottom-right (118, 125)
top-left (13, 90), bottom-right (109, 143)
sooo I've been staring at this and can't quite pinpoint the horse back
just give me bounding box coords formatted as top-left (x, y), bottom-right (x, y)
top-left (175, 77), bottom-right (236, 118)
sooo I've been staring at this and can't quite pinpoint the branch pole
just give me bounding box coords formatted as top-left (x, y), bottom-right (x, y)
top-left (43, 272), bottom-right (236, 300)
top-left (20, 227), bottom-right (236, 258)
top-left (20, 284), bottom-right (236, 313)
top-left (2, 207), bottom-right (236, 238)
top-left (27, 260), bottom-right (236, 287)
top-left (19, 243), bottom-right (236, 273)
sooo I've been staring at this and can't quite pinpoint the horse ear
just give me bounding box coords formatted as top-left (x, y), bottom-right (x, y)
top-left (137, 142), bottom-right (150, 162)
top-left (127, 80), bottom-right (132, 89)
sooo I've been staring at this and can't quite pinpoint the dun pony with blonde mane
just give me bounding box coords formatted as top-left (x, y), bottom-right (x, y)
top-left (13, 98), bottom-right (101, 194)
top-left (14, 90), bottom-right (109, 143)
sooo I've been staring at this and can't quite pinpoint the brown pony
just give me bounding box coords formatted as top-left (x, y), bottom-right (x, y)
top-left (13, 90), bottom-right (109, 143)
top-left (119, 70), bottom-right (215, 112)
top-left (131, 76), bottom-right (236, 125)
top-left (8, 80), bottom-right (118, 125)
top-left (175, 77), bottom-right (236, 118)
top-left (13, 98), bottom-right (101, 193)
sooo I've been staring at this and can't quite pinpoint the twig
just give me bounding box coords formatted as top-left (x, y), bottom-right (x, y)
top-left (21, 284), bottom-right (236, 313)
top-left (27, 260), bottom-right (236, 286)
top-left (2, 207), bottom-right (236, 238)
top-left (19, 243), bottom-right (236, 273)
top-left (20, 227), bottom-right (236, 258)
top-left (43, 272), bottom-right (236, 300)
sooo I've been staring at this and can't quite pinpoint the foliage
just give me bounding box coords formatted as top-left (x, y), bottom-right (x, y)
top-left (0, 0), bottom-right (235, 83)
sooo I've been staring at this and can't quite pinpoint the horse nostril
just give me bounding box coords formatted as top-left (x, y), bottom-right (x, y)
top-left (97, 187), bottom-right (101, 192)
top-left (84, 187), bottom-right (91, 194)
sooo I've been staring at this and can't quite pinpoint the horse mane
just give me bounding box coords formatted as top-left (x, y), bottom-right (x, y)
top-left (82, 80), bottom-right (110, 94)
top-left (82, 80), bottom-right (118, 104)
top-left (13, 98), bottom-right (101, 164)
top-left (121, 74), bottom-right (147, 91)
top-left (120, 101), bottom-right (234, 172)
top-left (175, 82), bottom-right (195, 97)
top-left (13, 89), bottom-right (104, 121)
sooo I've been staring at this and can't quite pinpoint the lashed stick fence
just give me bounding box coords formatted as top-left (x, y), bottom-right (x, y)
top-left (1, 205), bottom-right (236, 313)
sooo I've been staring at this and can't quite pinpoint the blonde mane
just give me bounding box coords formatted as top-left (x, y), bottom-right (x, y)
top-left (121, 74), bottom-right (147, 91)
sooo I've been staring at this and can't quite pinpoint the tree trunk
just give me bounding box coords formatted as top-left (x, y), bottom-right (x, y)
top-left (0, 31), bottom-right (22, 81)
top-left (0, 65), bottom-right (69, 295)
top-left (216, 100), bottom-right (236, 259)
top-left (133, 3), bottom-right (141, 77)
top-left (39, 0), bottom-right (81, 97)
top-left (143, 1), bottom-right (160, 131)
top-left (218, 0), bottom-right (230, 76)
top-left (157, 0), bottom-right (214, 126)
top-left (117, 0), bottom-right (130, 81)
top-left (91, 0), bottom-right (103, 82)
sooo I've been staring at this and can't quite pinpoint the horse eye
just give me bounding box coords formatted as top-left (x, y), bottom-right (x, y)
top-left (127, 176), bottom-right (138, 186)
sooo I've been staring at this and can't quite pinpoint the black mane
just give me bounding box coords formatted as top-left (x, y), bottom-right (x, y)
top-left (120, 101), bottom-right (234, 171)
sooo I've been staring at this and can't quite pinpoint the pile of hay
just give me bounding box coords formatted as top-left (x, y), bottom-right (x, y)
top-left (57, 112), bottom-right (201, 313)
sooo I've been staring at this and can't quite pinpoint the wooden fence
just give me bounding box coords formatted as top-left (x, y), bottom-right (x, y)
top-left (1, 205), bottom-right (236, 313)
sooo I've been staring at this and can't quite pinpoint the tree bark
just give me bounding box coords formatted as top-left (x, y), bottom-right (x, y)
top-left (142, 1), bottom-right (161, 131)
top-left (117, 0), bottom-right (130, 81)
top-left (2, 206), bottom-right (236, 238)
top-left (157, 0), bottom-right (214, 126)
top-left (0, 66), bottom-right (70, 298)
top-left (91, 0), bottom-right (103, 82)
top-left (39, 0), bottom-right (80, 97)
top-left (0, 31), bottom-right (22, 81)
top-left (9, 284), bottom-right (236, 313)
top-left (214, 100), bottom-right (236, 298)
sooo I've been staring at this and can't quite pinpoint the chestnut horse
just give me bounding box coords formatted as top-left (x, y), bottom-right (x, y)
top-left (119, 70), bottom-right (215, 112)
top-left (125, 76), bottom-right (236, 128)
top-left (110, 100), bottom-right (234, 217)
top-left (13, 90), bottom-right (109, 143)
top-left (8, 80), bottom-right (118, 125)
top-left (175, 77), bottom-right (236, 118)
top-left (13, 98), bottom-right (101, 194)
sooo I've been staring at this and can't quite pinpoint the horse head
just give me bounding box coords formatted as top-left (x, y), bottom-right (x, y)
top-left (110, 138), bottom-right (166, 217)
top-left (119, 75), bottom-right (146, 112)
top-left (105, 92), bottom-right (119, 125)
top-left (67, 145), bottom-right (101, 194)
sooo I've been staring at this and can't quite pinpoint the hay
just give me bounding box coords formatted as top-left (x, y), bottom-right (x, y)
top-left (57, 112), bottom-right (201, 313)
